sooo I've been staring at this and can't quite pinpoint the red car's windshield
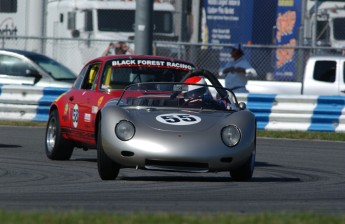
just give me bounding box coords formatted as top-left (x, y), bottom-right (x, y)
top-left (100, 59), bottom-right (195, 90)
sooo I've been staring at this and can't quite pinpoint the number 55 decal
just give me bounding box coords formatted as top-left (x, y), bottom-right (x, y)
top-left (156, 113), bottom-right (201, 125)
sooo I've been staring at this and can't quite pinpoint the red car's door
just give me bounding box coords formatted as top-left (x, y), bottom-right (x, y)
top-left (67, 63), bottom-right (102, 145)
top-left (66, 62), bottom-right (124, 147)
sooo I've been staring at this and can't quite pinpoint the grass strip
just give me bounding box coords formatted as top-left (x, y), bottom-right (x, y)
top-left (0, 211), bottom-right (344, 224)
top-left (257, 130), bottom-right (345, 142)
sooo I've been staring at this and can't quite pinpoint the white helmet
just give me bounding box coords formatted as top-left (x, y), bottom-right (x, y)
top-left (183, 76), bottom-right (209, 98)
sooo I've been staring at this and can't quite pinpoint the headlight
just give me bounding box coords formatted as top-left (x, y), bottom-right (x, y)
top-left (221, 125), bottom-right (241, 147)
top-left (115, 120), bottom-right (135, 141)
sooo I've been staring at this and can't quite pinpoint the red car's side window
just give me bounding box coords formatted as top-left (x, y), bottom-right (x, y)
top-left (81, 63), bottom-right (101, 90)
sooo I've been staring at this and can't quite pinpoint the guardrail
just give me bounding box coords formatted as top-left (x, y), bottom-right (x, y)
top-left (0, 85), bottom-right (68, 122)
top-left (0, 85), bottom-right (344, 132)
top-left (236, 93), bottom-right (345, 132)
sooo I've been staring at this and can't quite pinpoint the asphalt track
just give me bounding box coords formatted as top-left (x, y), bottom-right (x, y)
top-left (0, 126), bottom-right (344, 213)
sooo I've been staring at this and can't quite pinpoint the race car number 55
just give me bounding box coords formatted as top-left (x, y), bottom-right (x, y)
top-left (156, 113), bottom-right (201, 125)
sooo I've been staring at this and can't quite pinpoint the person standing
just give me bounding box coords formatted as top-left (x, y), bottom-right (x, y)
top-left (219, 45), bottom-right (257, 93)
top-left (102, 41), bottom-right (134, 56)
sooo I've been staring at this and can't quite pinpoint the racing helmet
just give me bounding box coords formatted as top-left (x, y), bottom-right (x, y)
top-left (183, 76), bottom-right (209, 98)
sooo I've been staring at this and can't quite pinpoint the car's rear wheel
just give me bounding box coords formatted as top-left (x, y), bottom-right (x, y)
top-left (97, 119), bottom-right (120, 180)
top-left (230, 150), bottom-right (256, 181)
top-left (45, 109), bottom-right (74, 160)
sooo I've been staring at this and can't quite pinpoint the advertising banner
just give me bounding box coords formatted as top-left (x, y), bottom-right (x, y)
top-left (274, 0), bottom-right (302, 80)
top-left (202, 0), bottom-right (254, 69)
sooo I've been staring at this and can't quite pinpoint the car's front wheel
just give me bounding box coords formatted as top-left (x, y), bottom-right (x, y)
top-left (230, 150), bottom-right (256, 181)
top-left (97, 119), bottom-right (120, 180)
top-left (45, 109), bottom-right (74, 160)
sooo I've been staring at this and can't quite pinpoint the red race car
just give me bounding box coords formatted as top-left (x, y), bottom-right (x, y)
top-left (45, 55), bottom-right (196, 160)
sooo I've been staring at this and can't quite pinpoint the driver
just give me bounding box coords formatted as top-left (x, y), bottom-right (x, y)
top-left (183, 76), bottom-right (226, 109)
top-left (183, 76), bottom-right (211, 99)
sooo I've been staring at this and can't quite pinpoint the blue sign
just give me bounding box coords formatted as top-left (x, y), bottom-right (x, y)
top-left (274, 0), bottom-right (302, 80)
top-left (202, 0), bottom-right (254, 68)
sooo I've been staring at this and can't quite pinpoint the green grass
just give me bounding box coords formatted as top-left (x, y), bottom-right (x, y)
top-left (257, 130), bottom-right (345, 142)
top-left (0, 120), bottom-right (47, 127)
top-left (0, 211), bottom-right (344, 224)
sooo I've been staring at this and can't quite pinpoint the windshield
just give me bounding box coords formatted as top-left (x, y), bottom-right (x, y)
top-left (117, 82), bottom-right (238, 111)
top-left (98, 9), bottom-right (173, 33)
top-left (333, 18), bottom-right (345, 40)
top-left (26, 54), bottom-right (76, 80)
top-left (100, 59), bottom-right (195, 90)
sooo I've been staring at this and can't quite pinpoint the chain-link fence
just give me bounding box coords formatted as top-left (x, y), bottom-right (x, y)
top-left (162, 42), bottom-right (345, 82)
top-left (1, 35), bottom-right (344, 82)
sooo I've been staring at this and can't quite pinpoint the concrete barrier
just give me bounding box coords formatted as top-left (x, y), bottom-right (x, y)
top-left (0, 85), bottom-right (344, 132)
top-left (0, 85), bottom-right (68, 122)
top-left (237, 93), bottom-right (345, 132)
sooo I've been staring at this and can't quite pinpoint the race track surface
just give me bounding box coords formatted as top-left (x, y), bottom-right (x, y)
top-left (0, 126), bottom-right (344, 213)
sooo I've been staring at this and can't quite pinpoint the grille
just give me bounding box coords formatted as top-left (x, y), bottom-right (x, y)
top-left (145, 159), bottom-right (209, 173)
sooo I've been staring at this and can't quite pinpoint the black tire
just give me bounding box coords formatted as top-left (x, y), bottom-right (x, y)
top-left (97, 119), bottom-right (120, 180)
top-left (230, 150), bottom-right (256, 181)
top-left (45, 109), bottom-right (74, 160)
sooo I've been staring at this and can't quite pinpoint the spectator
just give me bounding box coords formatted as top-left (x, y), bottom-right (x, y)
top-left (102, 41), bottom-right (134, 56)
top-left (219, 45), bottom-right (257, 93)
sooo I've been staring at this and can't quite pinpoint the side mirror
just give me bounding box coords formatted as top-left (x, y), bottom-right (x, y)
top-left (238, 102), bottom-right (246, 110)
top-left (26, 69), bottom-right (42, 84)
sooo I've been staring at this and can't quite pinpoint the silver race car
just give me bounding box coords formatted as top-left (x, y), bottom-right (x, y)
top-left (97, 70), bottom-right (256, 181)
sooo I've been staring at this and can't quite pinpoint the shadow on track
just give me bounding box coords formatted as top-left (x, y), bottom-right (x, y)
top-left (0, 144), bottom-right (22, 148)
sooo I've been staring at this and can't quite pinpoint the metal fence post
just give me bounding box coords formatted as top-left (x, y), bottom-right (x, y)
top-left (134, 0), bottom-right (153, 55)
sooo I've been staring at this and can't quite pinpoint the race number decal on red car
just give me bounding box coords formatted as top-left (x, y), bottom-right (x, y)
top-left (156, 113), bottom-right (201, 125)
top-left (72, 104), bottom-right (79, 128)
